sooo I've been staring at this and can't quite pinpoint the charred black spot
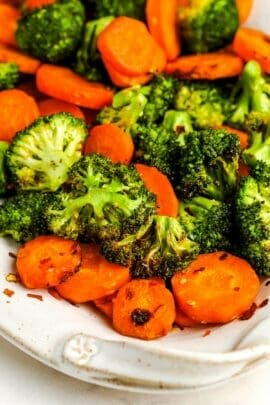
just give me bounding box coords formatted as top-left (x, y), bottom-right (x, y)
top-left (219, 253), bottom-right (228, 261)
top-left (131, 308), bottom-right (151, 326)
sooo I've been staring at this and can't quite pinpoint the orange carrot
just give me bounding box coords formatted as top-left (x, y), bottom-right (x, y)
top-left (175, 305), bottom-right (200, 328)
top-left (165, 52), bottom-right (244, 80)
top-left (239, 161), bottom-right (250, 177)
top-left (233, 28), bottom-right (270, 74)
top-left (16, 236), bottom-right (82, 289)
top-left (217, 125), bottom-right (249, 150)
top-left (36, 64), bottom-right (114, 109)
top-left (26, 0), bottom-right (55, 9)
top-left (85, 124), bottom-right (134, 164)
top-left (135, 164), bottom-right (179, 217)
top-left (146, 0), bottom-right (180, 61)
top-left (0, 44), bottom-right (41, 74)
top-left (18, 80), bottom-right (46, 102)
top-left (97, 17), bottom-right (155, 77)
top-left (236, 0), bottom-right (253, 24)
top-left (113, 279), bottom-right (176, 340)
top-left (39, 98), bottom-right (85, 120)
top-left (56, 244), bottom-right (130, 304)
top-left (0, 4), bottom-right (20, 47)
top-left (0, 89), bottom-right (39, 142)
top-left (172, 252), bottom-right (260, 324)
top-left (93, 292), bottom-right (117, 319)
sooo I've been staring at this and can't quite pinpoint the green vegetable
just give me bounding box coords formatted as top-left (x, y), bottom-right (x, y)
top-left (86, 0), bottom-right (146, 20)
top-left (0, 141), bottom-right (9, 196)
top-left (6, 113), bottom-right (88, 192)
top-left (0, 63), bottom-right (19, 90)
top-left (16, 0), bottom-right (85, 63)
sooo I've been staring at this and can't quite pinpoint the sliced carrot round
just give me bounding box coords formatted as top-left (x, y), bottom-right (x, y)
top-left (0, 44), bottom-right (40, 74)
top-left (39, 98), bottom-right (85, 120)
top-left (172, 252), bottom-right (260, 324)
top-left (94, 292), bottom-right (117, 319)
top-left (0, 4), bottom-right (20, 47)
top-left (216, 125), bottom-right (249, 150)
top-left (26, 0), bottom-right (55, 9)
top-left (36, 64), bottom-right (114, 109)
top-left (16, 236), bottom-right (82, 289)
top-left (0, 89), bottom-right (39, 142)
top-left (175, 305), bottom-right (200, 328)
top-left (56, 244), bottom-right (131, 304)
top-left (236, 0), bottom-right (253, 24)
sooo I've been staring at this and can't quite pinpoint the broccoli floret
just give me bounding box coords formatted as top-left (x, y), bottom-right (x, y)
top-left (101, 215), bottom-right (199, 281)
top-left (74, 16), bottom-right (114, 82)
top-left (174, 80), bottom-right (234, 128)
top-left (175, 128), bottom-right (240, 200)
top-left (229, 61), bottom-right (270, 126)
top-left (0, 63), bottom-right (19, 90)
top-left (86, 0), bottom-right (146, 20)
top-left (178, 0), bottom-right (239, 53)
top-left (179, 196), bottom-right (232, 253)
top-left (0, 141), bottom-right (9, 196)
top-left (46, 154), bottom-right (156, 242)
top-left (16, 0), bottom-right (85, 63)
top-left (0, 192), bottom-right (53, 243)
top-left (6, 113), bottom-right (88, 192)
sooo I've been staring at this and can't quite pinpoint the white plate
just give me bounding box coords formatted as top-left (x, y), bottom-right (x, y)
top-left (1, 0), bottom-right (270, 394)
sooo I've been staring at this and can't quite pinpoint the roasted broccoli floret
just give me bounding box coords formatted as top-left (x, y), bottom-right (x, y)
top-left (16, 0), bottom-right (85, 63)
top-left (178, 0), bottom-right (239, 53)
top-left (86, 0), bottom-right (146, 20)
top-left (46, 154), bottom-right (156, 242)
top-left (6, 113), bottom-right (88, 192)
top-left (235, 169), bottom-right (270, 275)
top-left (0, 141), bottom-right (9, 196)
top-left (101, 215), bottom-right (199, 281)
top-left (179, 196), bottom-right (232, 253)
top-left (0, 63), bottom-right (19, 90)
top-left (75, 16), bottom-right (113, 82)
top-left (229, 61), bottom-right (270, 126)
top-left (174, 80), bottom-right (234, 128)
top-left (0, 192), bottom-right (53, 243)
top-left (175, 128), bottom-right (240, 200)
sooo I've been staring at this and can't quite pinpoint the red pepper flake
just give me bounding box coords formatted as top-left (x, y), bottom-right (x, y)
top-left (239, 302), bottom-right (257, 320)
top-left (265, 280), bottom-right (270, 287)
top-left (27, 293), bottom-right (43, 302)
top-left (258, 298), bottom-right (269, 308)
top-left (48, 288), bottom-right (62, 300)
top-left (219, 253), bottom-right (228, 261)
top-left (3, 288), bottom-right (14, 297)
top-left (8, 252), bottom-right (17, 259)
top-left (203, 329), bottom-right (211, 337)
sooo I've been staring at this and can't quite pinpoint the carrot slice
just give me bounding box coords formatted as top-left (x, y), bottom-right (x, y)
top-left (0, 89), bottom-right (39, 142)
top-left (165, 52), bottom-right (244, 80)
top-left (39, 98), bottom-right (85, 120)
top-left (146, 0), bottom-right (180, 61)
top-left (233, 28), bottom-right (270, 74)
top-left (16, 236), bottom-right (82, 289)
top-left (97, 16), bottom-right (154, 77)
top-left (175, 305), bottom-right (200, 328)
top-left (0, 4), bottom-right (20, 47)
top-left (0, 44), bottom-right (40, 74)
top-left (26, 0), bottom-right (55, 9)
top-left (216, 125), bottom-right (249, 150)
top-left (172, 252), bottom-right (260, 324)
top-left (85, 124), bottom-right (134, 164)
top-left (239, 161), bottom-right (250, 177)
top-left (113, 279), bottom-right (176, 340)
top-left (177, 0), bottom-right (189, 5)
top-left (148, 37), bottom-right (167, 73)
top-left (36, 64), bottom-right (114, 109)
top-left (135, 163), bottom-right (179, 217)
top-left (56, 244), bottom-right (131, 304)
top-left (236, 0), bottom-right (253, 24)
top-left (94, 292), bottom-right (117, 319)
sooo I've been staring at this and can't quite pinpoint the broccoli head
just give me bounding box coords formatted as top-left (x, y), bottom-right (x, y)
top-left (46, 154), bottom-right (156, 242)
top-left (175, 128), bottom-right (240, 200)
top-left (6, 113), bottom-right (88, 192)
top-left (178, 0), bottom-right (239, 53)
top-left (0, 191), bottom-right (53, 243)
top-left (86, 0), bottom-right (146, 20)
top-left (0, 141), bottom-right (9, 196)
top-left (174, 80), bottom-right (234, 128)
top-left (229, 61), bottom-right (270, 126)
top-left (16, 0), bottom-right (85, 63)
top-left (179, 196), bottom-right (232, 253)
top-left (0, 63), bottom-right (19, 90)
top-left (101, 215), bottom-right (199, 281)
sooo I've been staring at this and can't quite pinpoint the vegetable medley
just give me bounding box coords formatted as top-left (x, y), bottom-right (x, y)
top-left (0, 0), bottom-right (269, 340)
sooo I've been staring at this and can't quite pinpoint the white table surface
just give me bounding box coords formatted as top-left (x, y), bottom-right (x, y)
top-left (0, 335), bottom-right (270, 405)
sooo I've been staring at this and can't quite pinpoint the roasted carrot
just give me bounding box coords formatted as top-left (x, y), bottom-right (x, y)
top-left (39, 98), bottom-right (85, 120)
top-left (0, 89), bottom-right (39, 142)
top-left (26, 0), bottom-right (55, 9)
top-left (172, 252), bottom-right (260, 324)
top-left (36, 64), bottom-right (114, 109)
top-left (233, 28), bottom-right (270, 74)
top-left (217, 125), bottom-right (249, 150)
top-left (0, 4), bottom-right (20, 47)
top-left (93, 292), bottom-right (117, 319)
top-left (146, 0), bottom-right (180, 61)
top-left (97, 17), bottom-right (155, 77)
top-left (135, 164), bottom-right (179, 217)
top-left (236, 0), bottom-right (253, 24)
top-left (165, 52), bottom-right (244, 80)
top-left (0, 44), bottom-right (40, 74)
top-left (85, 124), bottom-right (134, 164)
top-left (175, 305), bottom-right (200, 328)
top-left (18, 80), bottom-right (46, 102)
top-left (177, 0), bottom-right (189, 5)
top-left (149, 37), bottom-right (167, 73)
top-left (113, 279), bottom-right (176, 340)
top-left (16, 236), bottom-right (82, 289)
top-left (239, 161), bottom-right (250, 177)
top-left (56, 244), bottom-right (130, 304)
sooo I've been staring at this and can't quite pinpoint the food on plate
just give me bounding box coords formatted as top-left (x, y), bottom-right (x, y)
top-left (0, 0), bottom-right (267, 340)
